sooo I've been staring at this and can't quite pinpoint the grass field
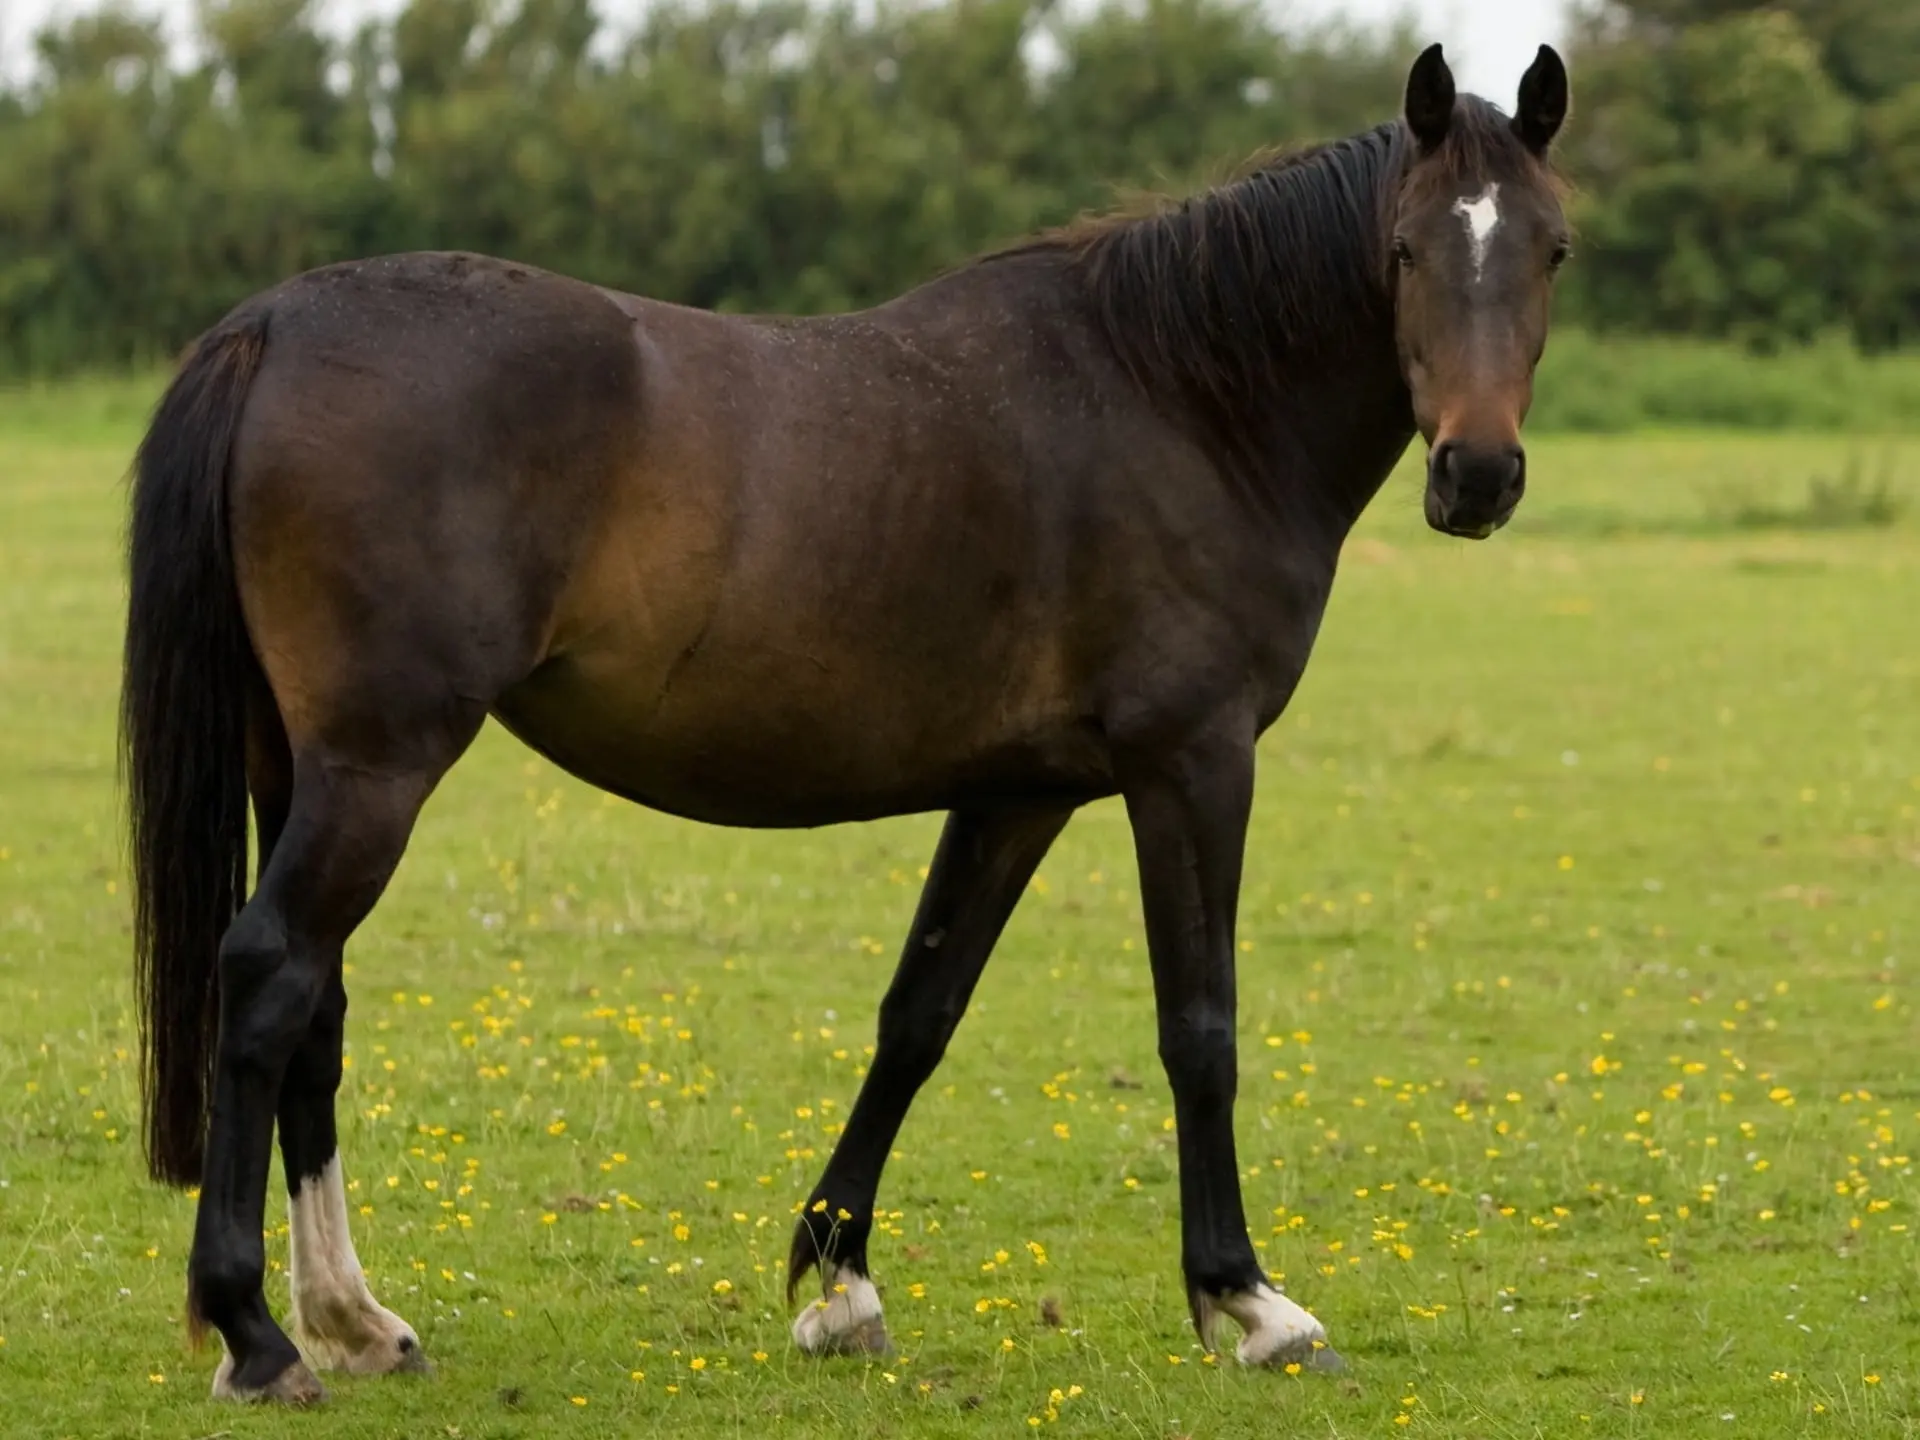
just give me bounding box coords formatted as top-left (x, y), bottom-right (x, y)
top-left (1, 387), bottom-right (1916, 1438)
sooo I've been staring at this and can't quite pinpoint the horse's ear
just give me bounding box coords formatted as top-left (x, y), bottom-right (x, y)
top-left (1404, 43), bottom-right (1455, 152)
top-left (1513, 44), bottom-right (1569, 153)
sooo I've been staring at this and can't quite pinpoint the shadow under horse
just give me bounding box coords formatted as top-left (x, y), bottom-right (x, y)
top-left (120, 41), bottom-right (1571, 1402)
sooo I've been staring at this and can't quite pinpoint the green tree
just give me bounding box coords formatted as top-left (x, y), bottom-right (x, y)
top-left (1040, 2), bottom-right (1408, 210)
top-left (11, 0), bottom-right (1910, 372)
top-left (1564, 0), bottom-right (1920, 346)
top-left (1595, 0), bottom-right (1920, 102)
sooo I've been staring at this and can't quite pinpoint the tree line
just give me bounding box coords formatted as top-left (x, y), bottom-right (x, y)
top-left (0, 0), bottom-right (1913, 374)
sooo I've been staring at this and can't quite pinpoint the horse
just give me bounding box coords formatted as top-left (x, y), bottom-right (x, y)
top-left (120, 41), bottom-right (1570, 1402)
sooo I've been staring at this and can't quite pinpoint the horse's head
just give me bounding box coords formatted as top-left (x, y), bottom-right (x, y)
top-left (1391, 43), bottom-right (1569, 539)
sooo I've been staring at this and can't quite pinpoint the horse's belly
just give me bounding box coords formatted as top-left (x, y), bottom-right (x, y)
top-left (491, 642), bottom-right (1112, 827)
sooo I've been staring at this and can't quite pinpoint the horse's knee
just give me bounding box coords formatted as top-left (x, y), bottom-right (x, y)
top-left (189, 1233), bottom-right (268, 1332)
top-left (875, 995), bottom-right (962, 1079)
top-left (216, 907), bottom-right (323, 1071)
top-left (217, 905), bottom-right (288, 992)
top-left (1157, 1007), bottom-right (1237, 1106)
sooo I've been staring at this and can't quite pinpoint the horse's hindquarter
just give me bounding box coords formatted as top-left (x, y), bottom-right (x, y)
top-left (229, 254), bottom-right (655, 765)
top-left (502, 281), bottom-right (1120, 824)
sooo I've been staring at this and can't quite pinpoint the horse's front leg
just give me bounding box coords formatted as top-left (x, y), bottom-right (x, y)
top-left (1121, 722), bottom-right (1343, 1370)
top-left (787, 804), bottom-right (1071, 1355)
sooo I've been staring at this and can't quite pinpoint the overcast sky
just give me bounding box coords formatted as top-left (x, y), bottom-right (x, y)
top-left (0, 0), bottom-right (1569, 98)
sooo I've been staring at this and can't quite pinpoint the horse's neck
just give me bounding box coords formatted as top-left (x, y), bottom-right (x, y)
top-left (1303, 336), bottom-right (1418, 520)
top-left (1236, 323), bottom-right (1417, 539)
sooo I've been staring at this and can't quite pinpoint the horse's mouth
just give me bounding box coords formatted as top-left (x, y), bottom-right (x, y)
top-left (1424, 486), bottom-right (1514, 540)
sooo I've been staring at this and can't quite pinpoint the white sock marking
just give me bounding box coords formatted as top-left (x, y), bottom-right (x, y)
top-left (792, 1265), bottom-right (888, 1355)
top-left (1198, 1283), bottom-right (1329, 1366)
top-left (288, 1155), bottom-right (422, 1373)
top-left (1452, 183), bottom-right (1503, 282)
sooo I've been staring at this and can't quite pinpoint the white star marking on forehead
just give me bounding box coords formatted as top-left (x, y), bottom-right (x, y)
top-left (1451, 184), bottom-right (1503, 283)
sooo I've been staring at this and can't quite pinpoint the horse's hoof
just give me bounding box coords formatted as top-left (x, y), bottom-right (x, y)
top-left (792, 1267), bottom-right (890, 1356)
top-left (1306, 1343), bottom-right (1347, 1373)
top-left (391, 1334), bottom-right (433, 1375)
top-left (295, 1312), bottom-right (430, 1376)
top-left (1238, 1334), bottom-right (1342, 1371)
top-left (211, 1352), bottom-right (329, 1405)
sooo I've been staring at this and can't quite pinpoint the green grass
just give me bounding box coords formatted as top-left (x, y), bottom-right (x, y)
top-left (0, 388), bottom-right (1916, 1438)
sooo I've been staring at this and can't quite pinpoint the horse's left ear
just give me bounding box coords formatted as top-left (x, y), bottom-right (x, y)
top-left (1404, 43), bottom-right (1456, 152)
top-left (1513, 44), bottom-right (1569, 153)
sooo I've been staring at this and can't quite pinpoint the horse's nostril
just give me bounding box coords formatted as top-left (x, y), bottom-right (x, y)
top-left (398, 1335), bottom-right (417, 1353)
top-left (1439, 443), bottom-right (1523, 499)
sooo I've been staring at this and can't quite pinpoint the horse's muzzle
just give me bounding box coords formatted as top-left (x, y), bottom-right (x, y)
top-left (1425, 440), bottom-right (1525, 539)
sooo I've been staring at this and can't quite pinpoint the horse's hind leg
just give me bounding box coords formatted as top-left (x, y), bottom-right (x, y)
top-left (239, 707), bottom-right (425, 1376)
top-left (192, 719), bottom-right (478, 1402)
top-left (245, 698), bottom-right (415, 1378)
top-left (278, 966), bottom-right (427, 1376)
top-left (787, 805), bottom-right (1070, 1355)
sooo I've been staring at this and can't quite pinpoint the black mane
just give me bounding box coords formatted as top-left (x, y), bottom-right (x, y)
top-left (1019, 98), bottom-right (1556, 434)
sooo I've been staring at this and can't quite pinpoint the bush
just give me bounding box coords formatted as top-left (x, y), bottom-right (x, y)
top-left (1531, 331), bottom-right (1920, 433)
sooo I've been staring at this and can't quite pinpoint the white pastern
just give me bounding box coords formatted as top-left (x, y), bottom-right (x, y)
top-left (791, 1265), bottom-right (889, 1356)
top-left (1451, 183), bottom-right (1503, 282)
top-left (287, 1155), bottom-right (425, 1374)
top-left (1199, 1284), bottom-right (1333, 1367)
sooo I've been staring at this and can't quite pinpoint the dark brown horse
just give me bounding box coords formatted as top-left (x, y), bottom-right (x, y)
top-left (121, 42), bottom-right (1570, 1402)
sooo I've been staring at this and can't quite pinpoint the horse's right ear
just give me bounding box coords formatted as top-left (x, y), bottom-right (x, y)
top-left (1513, 44), bottom-right (1569, 153)
top-left (1404, 43), bottom-right (1455, 152)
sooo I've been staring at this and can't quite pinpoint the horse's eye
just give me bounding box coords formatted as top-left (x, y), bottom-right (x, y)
top-left (1548, 241), bottom-right (1571, 271)
top-left (1392, 238), bottom-right (1415, 271)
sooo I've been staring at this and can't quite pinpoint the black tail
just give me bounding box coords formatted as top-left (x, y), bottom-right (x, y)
top-left (121, 309), bottom-right (272, 1188)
